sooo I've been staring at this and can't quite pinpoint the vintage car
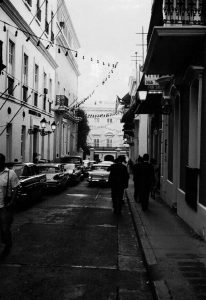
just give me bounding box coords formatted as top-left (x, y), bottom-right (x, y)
top-left (6, 162), bottom-right (47, 205)
top-left (87, 162), bottom-right (113, 186)
top-left (63, 163), bottom-right (83, 184)
top-left (37, 163), bottom-right (68, 190)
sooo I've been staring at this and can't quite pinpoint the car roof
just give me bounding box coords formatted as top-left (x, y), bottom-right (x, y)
top-left (36, 163), bottom-right (62, 167)
top-left (6, 162), bottom-right (35, 167)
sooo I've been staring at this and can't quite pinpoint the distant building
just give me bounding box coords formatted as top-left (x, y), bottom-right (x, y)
top-left (84, 103), bottom-right (129, 162)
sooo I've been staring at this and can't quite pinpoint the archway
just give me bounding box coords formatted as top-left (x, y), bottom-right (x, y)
top-left (104, 154), bottom-right (114, 162)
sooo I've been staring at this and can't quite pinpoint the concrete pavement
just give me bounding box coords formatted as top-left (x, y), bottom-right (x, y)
top-left (126, 178), bottom-right (206, 300)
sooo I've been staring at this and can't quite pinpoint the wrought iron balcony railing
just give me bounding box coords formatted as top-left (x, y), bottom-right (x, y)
top-left (148, 0), bottom-right (206, 43)
top-left (164, 0), bottom-right (206, 25)
top-left (55, 95), bottom-right (69, 107)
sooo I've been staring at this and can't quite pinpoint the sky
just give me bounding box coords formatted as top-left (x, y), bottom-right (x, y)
top-left (67, 0), bottom-right (152, 107)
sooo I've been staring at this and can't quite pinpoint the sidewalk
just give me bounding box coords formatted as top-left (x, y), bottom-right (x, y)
top-left (126, 179), bottom-right (206, 300)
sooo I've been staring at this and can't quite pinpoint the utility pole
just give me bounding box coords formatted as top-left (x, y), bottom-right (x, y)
top-left (131, 52), bottom-right (142, 85)
top-left (136, 26), bottom-right (147, 65)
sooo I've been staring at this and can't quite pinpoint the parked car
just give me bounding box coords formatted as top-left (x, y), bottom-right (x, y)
top-left (6, 162), bottom-right (47, 205)
top-left (82, 160), bottom-right (95, 177)
top-left (37, 163), bottom-right (68, 190)
top-left (60, 155), bottom-right (84, 174)
top-left (64, 163), bottom-right (83, 184)
top-left (87, 162), bottom-right (113, 186)
top-left (60, 155), bottom-right (82, 166)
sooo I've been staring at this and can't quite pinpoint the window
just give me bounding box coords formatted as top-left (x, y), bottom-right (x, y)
top-left (43, 72), bottom-right (47, 110)
top-left (94, 139), bottom-right (99, 147)
top-left (107, 118), bottom-right (112, 123)
top-left (23, 85), bottom-right (28, 102)
top-left (34, 64), bottom-right (39, 91)
top-left (8, 76), bottom-right (14, 95)
top-left (106, 138), bottom-right (112, 147)
top-left (23, 53), bottom-right (28, 85)
top-left (34, 92), bottom-right (38, 107)
top-left (8, 39), bottom-right (15, 75)
top-left (45, 0), bottom-right (49, 34)
top-left (51, 11), bottom-right (54, 41)
top-left (36, 0), bottom-right (41, 21)
top-left (49, 102), bottom-right (51, 113)
top-left (43, 95), bottom-right (46, 110)
top-left (21, 126), bottom-right (26, 161)
top-left (6, 123), bottom-right (12, 162)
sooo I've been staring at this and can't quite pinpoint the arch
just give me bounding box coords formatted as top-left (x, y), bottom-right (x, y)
top-left (104, 154), bottom-right (114, 162)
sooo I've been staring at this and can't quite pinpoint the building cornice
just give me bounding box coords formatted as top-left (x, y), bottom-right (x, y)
top-left (1, 0), bottom-right (58, 69)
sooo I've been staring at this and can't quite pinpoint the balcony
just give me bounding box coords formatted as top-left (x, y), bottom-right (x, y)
top-left (55, 95), bottom-right (69, 107)
top-left (144, 0), bottom-right (206, 75)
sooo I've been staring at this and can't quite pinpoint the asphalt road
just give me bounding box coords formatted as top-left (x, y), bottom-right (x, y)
top-left (0, 179), bottom-right (154, 300)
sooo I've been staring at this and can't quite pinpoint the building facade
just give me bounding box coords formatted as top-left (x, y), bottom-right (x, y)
top-left (138, 0), bottom-right (206, 238)
top-left (53, 0), bottom-right (81, 159)
top-left (0, 0), bottom-right (80, 163)
top-left (121, 80), bottom-right (148, 164)
top-left (85, 104), bottom-right (129, 162)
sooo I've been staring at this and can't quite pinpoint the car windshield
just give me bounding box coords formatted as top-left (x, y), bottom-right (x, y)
top-left (92, 165), bottom-right (109, 171)
top-left (38, 166), bottom-right (60, 174)
top-left (60, 157), bottom-right (82, 164)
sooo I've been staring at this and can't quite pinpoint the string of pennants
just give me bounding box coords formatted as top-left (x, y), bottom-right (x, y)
top-left (1, 20), bottom-right (119, 111)
top-left (71, 62), bottom-right (119, 109)
top-left (86, 111), bottom-right (122, 118)
top-left (1, 20), bottom-right (117, 67)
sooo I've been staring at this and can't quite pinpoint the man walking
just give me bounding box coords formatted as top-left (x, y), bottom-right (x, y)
top-left (109, 156), bottom-right (129, 215)
top-left (0, 153), bottom-right (19, 258)
top-left (138, 154), bottom-right (155, 211)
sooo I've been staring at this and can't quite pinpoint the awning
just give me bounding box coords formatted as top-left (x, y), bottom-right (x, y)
top-left (135, 93), bottom-right (162, 114)
top-left (144, 26), bottom-right (206, 75)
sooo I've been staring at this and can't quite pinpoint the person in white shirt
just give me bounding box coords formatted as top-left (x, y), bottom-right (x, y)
top-left (0, 153), bottom-right (19, 258)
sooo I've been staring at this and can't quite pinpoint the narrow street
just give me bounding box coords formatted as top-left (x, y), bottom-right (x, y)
top-left (0, 180), bottom-right (153, 300)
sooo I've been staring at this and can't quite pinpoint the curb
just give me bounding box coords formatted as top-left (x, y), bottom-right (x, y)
top-left (125, 188), bottom-right (172, 300)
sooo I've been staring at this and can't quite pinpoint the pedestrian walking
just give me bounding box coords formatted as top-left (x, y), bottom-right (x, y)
top-left (0, 153), bottom-right (19, 258)
top-left (133, 155), bottom-right (143, 203)
top-left (108, 155), bottom-right (129, 215)
top-left (138, 154), bottom-right (155, 211)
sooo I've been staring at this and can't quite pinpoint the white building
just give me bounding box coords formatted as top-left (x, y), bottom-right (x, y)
top-left (0, 0), bottom-right (80, 162)
top-left (53, 0), bottom-right (80, 159)
top-left (84, 102), bottom-right (129, 162)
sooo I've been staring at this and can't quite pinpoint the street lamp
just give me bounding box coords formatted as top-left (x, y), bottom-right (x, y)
top-left (138, 90), bottom-right (147, 101)
top-left (28, 118), bottom-right (56, 135)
